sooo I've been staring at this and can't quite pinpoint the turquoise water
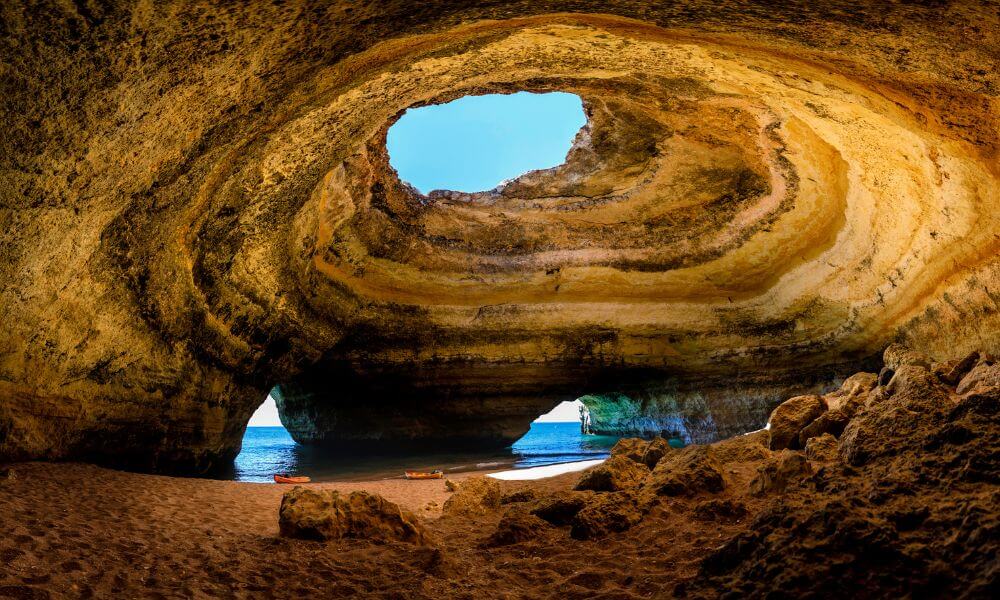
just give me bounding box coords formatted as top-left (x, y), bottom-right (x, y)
top-left (233, 423), bottom-right (620, 483)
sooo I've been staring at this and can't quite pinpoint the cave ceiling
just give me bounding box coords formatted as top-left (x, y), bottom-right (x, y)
top-left (1, 1), bottom-right (997, 471)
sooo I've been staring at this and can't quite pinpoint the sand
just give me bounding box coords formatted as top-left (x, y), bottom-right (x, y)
top-left (0, 461), bottom-right (762, 599)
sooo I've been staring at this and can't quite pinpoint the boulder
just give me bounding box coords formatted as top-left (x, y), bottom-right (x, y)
top-left (749, 450), bottom-right (812, 496)
top-left (797, 409), bottom-right (850, 446)
top-left (822, 372), bottom-right (878, 412)
top-left (644, 446), bottom-right (727, 498)
top-left (804, 433), bottom-right (839, 462)
top-left (767, 395), bottom-right (827, 450)
top-left (442, 476), bottom-right (502, 516)
top-left (530, 491), bottom-right (594, 526)
top-left (575, 455), bottom-right (649, 492)
top-left (956, 360), bottom-right (1000, 396)
top-left (278, 488), bottom-right (429, 545)
top-left (482, 510), bottom-right (550, 547)
top-left (609, 438), bottom-right (650, 463)
top-left (570, 492), bottom-right (643, 540)
top-left (883, 343), bottom-right (932, 370)
top-left (711, 429), bottom-right (771, 464)
top-left (642, 437), bottom-right (673, 468)
top-left (841, 365), bottom-right (952, 466)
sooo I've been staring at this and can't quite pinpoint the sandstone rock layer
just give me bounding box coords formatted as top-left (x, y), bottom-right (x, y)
top-left (1, 1), bottom-right (998, 471)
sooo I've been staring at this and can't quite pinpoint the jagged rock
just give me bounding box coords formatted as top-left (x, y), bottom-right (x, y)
top-left (749, 451), bottom-right (812, 496)
top-left (689, 353), bottom-right (1000, 599)
top-left (956, 360), bottom-right (1000, 396)
top-left (692, 499), bottom-right (748, 522)
top-left (444, 479), bottom-right (459, 493)
top-left (570, 492), bottom-right (643, 540)
top-left (934, 351), bottom-right (980, 386)
top-left (804, 433), bottom-right (839, 462)
top-left (644, 446), bottom-right (727, 498)
top-left (823, 372), bottom-right (878, 413)
top-left (711, 430), bottom-right (771, 464)
top-left (442, 477), bottom-right (502, 516)
top-left (499, 489), bottom-right (538, 505)
top-left (482, 510), bottom-right (550, 547)
top-left (609, 438), bottom-right (649, 464)
top-left (841, 365), bottom-right (952, 467)
top-left (767, 395), bottom-right (827, 450)
top-left (575, 456), bottom-right (649, 492)
top-left (530, 491), bottom-right (594, 526)
top-left (642, 437), bottom-right (673, 468)
top-left (883, 344), bottom-right (932, 370)
top-left (878, 367), bottom-right (895, 387)
top-left (278, 488), bottom-right (429, 545)
top-left (798, 409), bottom-right (850, 446)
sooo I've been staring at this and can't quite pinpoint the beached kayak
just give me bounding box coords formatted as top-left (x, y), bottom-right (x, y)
top-left (404, 470), bottom-right (443, 480)
top-left (273, 474), bottom-right (311, 484)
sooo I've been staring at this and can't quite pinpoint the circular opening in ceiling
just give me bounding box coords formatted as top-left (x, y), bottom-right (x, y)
top-left (386, 91), bottom-right (586, 195)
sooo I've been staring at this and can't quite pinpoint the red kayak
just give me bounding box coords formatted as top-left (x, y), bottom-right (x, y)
top-left (405, 470), bottom-right (443, 480)
top-left (274, 474), bottom-right (311, 484)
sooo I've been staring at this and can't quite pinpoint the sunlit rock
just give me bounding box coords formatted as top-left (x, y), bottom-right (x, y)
top-left (1, 2), bottom-right (997, 472)
top-left (575, 455), bottom-right (649, 492)
top-left (766, 395), bottom-right (827, 451)
top-left (278, 488), bottom-right (429, 545)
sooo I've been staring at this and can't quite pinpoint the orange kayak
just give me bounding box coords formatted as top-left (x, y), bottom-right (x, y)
top-left (405, 470), bottom-right (443, 480)
top-left (274, 474), bottom-right (311, 484)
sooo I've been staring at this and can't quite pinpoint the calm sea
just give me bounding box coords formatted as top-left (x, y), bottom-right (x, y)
top-left (233, 422), bottom-right (621, 483)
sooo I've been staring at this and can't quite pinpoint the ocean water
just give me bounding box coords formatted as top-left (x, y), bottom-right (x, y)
top-left (233, 422), bottom-right (621, 483)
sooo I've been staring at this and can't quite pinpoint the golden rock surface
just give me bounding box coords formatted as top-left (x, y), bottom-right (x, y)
top-left (1, 2), bottom-right (997, 471)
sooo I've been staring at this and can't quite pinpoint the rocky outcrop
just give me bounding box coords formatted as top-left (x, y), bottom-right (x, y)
top-left (803, 433), bottom-right (838, 463)
top-left (644, 446), bottom-right (727, 498)
top-left (748, 451), bottom-right (812, 496)
top-left (575, 455), bottom-right (649, 492)
top-left (1, 1), bottom-right (998, 471)
top-left (766, 395), bottom-right (827, 450)
top-left (710, 430), bottom-right (771, 464)
top-left (278, 487), bottom-right (428, 545)
top-left (442, 477), bottom-right (503, 516)
top-left (688, 348), bottom-right (1000, 598)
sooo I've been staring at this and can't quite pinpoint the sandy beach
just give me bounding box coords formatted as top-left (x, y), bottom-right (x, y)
top-left (0, 460), bottom-right (762, 599)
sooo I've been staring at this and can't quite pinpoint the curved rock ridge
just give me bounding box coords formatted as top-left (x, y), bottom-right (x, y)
top-left (1, 2), bottom-right (998, 471)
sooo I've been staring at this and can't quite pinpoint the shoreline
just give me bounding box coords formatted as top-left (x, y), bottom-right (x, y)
top-left (234, 422), bottom-right (615, 484)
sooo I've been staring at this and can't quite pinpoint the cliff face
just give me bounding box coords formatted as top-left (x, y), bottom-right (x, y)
top-left (1, 1), bottom-right (998, 472)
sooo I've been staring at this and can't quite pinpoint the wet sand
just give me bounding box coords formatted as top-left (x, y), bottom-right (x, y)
top-left (0, 461), bottom-right (761, 599)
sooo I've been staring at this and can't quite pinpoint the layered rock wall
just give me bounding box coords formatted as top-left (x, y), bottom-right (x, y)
top-left (1, 1), bottom-right (997, 471)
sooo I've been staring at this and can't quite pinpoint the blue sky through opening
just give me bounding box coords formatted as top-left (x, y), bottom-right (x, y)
top-left (386, 92), bottom-right (586, 194)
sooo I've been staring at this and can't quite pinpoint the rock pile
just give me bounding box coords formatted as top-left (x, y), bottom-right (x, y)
top-left (472, 345), bottom-right (998, 599)
top-left (685, 346), bottom-right (1000, 598)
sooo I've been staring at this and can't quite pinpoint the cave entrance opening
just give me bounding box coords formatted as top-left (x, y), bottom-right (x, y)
top-left (386, 91), bottom-right (586, 194)
top-left (506, 399), bottom-right (618, 470)
top-left (234, 388), bottom-right (298, 482)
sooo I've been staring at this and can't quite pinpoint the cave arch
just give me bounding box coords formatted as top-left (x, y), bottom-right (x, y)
top-left (1, 3), bottom-right (997, 474)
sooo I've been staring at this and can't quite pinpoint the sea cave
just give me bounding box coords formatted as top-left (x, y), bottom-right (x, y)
top-left (1, 1), bottom-right (997, 598)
